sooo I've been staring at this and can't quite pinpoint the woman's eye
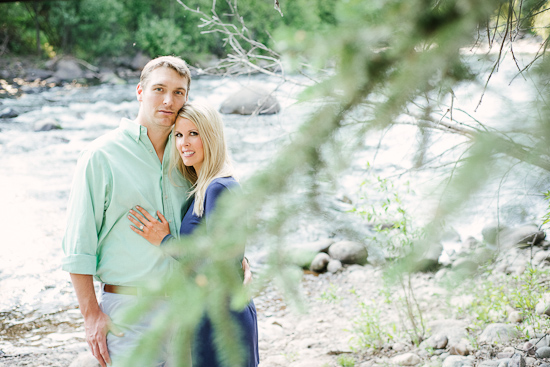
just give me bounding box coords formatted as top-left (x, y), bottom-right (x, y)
top-left (190, 132), bottom-right (198, 136)
top-left (175, 133), bottom-right (182, 137)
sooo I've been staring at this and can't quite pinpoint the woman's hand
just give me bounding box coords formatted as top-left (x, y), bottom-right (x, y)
top-left (128, 206), bottom-right (171, 246)
top-left (242, 257), bottom-right (253, 286)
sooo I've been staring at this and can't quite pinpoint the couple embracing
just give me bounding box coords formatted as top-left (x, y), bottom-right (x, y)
top-left (62, 56), bottom-right (259, 367)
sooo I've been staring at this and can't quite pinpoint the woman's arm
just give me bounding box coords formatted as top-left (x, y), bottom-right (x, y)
top-left (128, 206), bottom-right (171, 246)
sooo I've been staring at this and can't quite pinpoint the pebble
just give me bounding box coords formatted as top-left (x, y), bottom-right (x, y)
top-left (450, 343), bottom-right (469, 356)
top-left (327, 259), bottom-right (343, 273)
top-left (391, 352), bottom-right (421, 366)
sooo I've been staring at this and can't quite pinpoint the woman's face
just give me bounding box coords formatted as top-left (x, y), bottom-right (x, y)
top-left (174, 116), bottom-right (204, 174)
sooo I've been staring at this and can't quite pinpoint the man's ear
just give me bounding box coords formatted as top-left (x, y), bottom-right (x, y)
top-left (136, 83), bottom-right (143, 102)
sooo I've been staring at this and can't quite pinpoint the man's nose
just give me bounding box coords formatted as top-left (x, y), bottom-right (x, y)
top-left (163, 93), bottom-right (173, 106)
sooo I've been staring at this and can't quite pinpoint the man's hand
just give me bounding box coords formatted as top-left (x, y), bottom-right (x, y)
top-left (84, 309), bottom-right (124, 367)
top-left (242, 257), bottom-right (252, 286)
top-left (70, 274), bottom-right (123, 367)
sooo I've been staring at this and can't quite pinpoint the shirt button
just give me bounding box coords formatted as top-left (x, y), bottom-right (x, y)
top-left (165, 195), bottom-right (168, 199)
top-left (149, 149), bottom-right (153, 153)
top-left (169, 220), bottom-right (172, 223)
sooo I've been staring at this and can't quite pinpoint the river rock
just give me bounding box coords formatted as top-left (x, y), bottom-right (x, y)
top-left (328, 241), bottom-right (368, 265)
top-left (479, 323), bottom-right (519, 344)
top-left (449, 342), bottom-right (469, 356)
top-left (69, 352), bottom-right (99, 367)
top-left (452, 257), bottom-right (478, 272)
top-left (537, 347), bottom-right (550, 358)
top-left (327, 259), bottom-right (342, 273)
top-left (295, 239), bottom-right (334, 254)
top-left (479, 362), bottom-right (500, 367)
top-left (523, 342), bottom-right (535, 355)
top-left (535, 294), bottom-right (550, 316)
top-left (423, 333), bottom-right (448, 349)
top-left (499, 225), bottom-right (545, 249)
top-left (220, 85), bottom-right (280, 115)
top-left (100, 71), bottom-right (126, 85)
top-left (131, 51), bottom-right (152, 70)
top-left (510, 354), bottom-right (526, 367)
top-left (53, 59), bottom-right (84, 81)
top-left (533, 250), bottom-right (550, 266)
top-left (392, 342), bottom-right (406, 352)
top-left (424, 319), bottom-right (468, 345)
top-left (391, 352), bottom-right (421, 366)
top-left (482, 223), bottom-right (508, 245)
top-left (0, 107), bottom-right (18, 119)
top-left (35, 119), bottom-right (62, 132)
top-left (540, 364), bottom-right (550, 367)
top-left (507, 310), bottom-right (523, 323)
top-left (24, 68), bottom-right (53, 81)
top-left (443, 355), bottom-right (472, 367)
top-left (417, 242), bottom-right (443, 271)
top-left (310, 253), bottom-right (331, 272)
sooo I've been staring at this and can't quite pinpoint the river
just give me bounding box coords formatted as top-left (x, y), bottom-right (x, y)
top-left (0, 53), bottom-right (548, 357)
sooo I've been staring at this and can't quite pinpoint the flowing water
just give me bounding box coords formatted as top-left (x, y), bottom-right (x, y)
top-left (0, 53), bottom-right (547, 356)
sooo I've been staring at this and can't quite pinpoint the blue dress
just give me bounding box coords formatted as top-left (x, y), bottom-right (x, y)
top-left (179, 177), bottom-right (259, 367)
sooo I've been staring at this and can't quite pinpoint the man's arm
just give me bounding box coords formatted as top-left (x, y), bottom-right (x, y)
top-left (71, 274), bottom-right (123, 367)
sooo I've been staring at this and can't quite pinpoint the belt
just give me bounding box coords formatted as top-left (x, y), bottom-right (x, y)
top-left (103, 284), bottom-right (139, 296)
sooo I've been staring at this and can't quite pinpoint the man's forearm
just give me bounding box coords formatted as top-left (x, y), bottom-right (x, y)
top-left (70, 273), bottom-right (101, 318)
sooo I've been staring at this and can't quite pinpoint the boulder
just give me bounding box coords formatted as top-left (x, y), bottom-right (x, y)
top-left (328, 241), bottom-right (368, 265)
top-left (0, 107), bottom-right (18, 119)
top-left (327, 259), bottom-right (343, 273)
top-left (294, 239), bottom-right (334, 254)
top-left (100, 71), bottom-right (126, 85)
top-left (131, 51), bottom-right (152, 70)
top-left (69, 352), bottom-right (100, 367)
top-left (416, 242), bottom-right (443, 271)
top-left (391, 352), bottom-right (421, 366)
top-left (23, 68), bottom-right (53, 81)
top-left (310, 253), bottom-right (331, 272)
top-left (482, 223), bottom-right (508, 245)
top-left (220, 85), bottom-right (280, 115)
top-left (479, 323), bottom-right (520, 344)
top-left (498, 225), bottom-right (545, 249)
top-left (53, 59), bottom-right (84, 81)
top-left (535, 294), bottom-right (550, 316)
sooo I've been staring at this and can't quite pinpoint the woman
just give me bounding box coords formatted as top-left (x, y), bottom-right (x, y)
top-left (127, 101), bottom-right (259, 367)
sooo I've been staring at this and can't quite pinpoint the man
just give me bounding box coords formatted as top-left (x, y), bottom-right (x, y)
top-left (62, 56), bottom-right (248, 366)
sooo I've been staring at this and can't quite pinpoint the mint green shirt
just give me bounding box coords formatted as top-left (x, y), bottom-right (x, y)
top-left (62, 118), bottom-right (190, 287)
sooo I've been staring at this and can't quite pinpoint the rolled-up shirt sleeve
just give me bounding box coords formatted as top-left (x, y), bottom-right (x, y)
top-left (62, 149), bottom-right (110, 275)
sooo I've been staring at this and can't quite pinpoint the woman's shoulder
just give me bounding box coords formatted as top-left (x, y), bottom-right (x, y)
top-left (208, 176), bottom-right (239, 192)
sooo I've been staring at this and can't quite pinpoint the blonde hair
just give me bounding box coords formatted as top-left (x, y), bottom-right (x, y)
top-left (140, 56), bottom-right (191, 92)
top-left (170, 101), bottom-right (234, 216)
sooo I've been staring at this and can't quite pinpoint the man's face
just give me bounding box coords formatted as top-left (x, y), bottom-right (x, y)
top-left (136, 67), bottom-right (189, 128)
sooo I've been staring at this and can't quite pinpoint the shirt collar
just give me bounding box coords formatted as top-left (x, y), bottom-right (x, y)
top-left (120, 118), bottom-right (147, 142)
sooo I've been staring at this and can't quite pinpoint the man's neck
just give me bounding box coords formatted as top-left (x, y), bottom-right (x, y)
top-left (147, 126), bottom-right (171, 162)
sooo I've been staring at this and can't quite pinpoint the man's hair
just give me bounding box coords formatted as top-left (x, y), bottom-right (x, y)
top-left (169, 101), bottom-right (234, 217)
top-left (140, 56), bottom-right (191, 92)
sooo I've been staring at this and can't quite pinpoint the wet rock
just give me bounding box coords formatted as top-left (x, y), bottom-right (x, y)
top-left (24, 68), bottom-right (53, 81)
top-left (536, 346), bottom-right (550, 358)
top-left (328, 241), bottom-right (368, 265)
top-left (131, 51), bottom-right (152, 70)
top-left (69, 352), bottom-right (99, 367)
top-left (100, 71), bottom-right (126, 85)
top-left (20, 85), bottom-right (45, 94)
top-left (510, 353), bottom-right (526, 367)
top-left (449, 342), bottom-right (469, 356)
top-left (53, 59), bottom-right (84, 81)
top-left (327, 259), bottom-right (343, 273)
top-left (0, 107), bottom-right (18, 119)
top-left (220, 85), bottom-right (280, 115)
top-left (310, 253), bottom-right (330, 272)
top-left (479, 323), bottom-right (520, 344)
top-left (391, 352), bottom-right (421, 366)
top-left (35, 119), bottom-right (62, 132)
